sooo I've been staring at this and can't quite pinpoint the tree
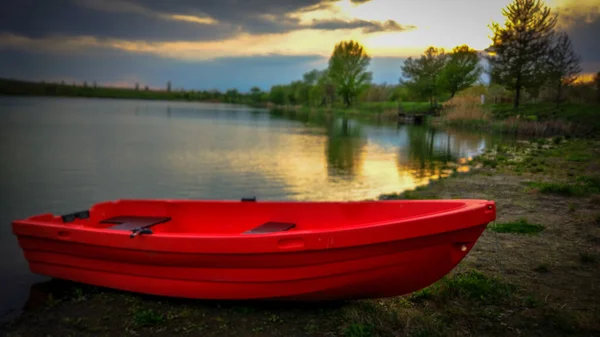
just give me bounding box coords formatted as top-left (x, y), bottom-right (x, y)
top-left (269, 85), bottom-right (287, 105)
top-left (317, 69), bottom-right (336, 107)
top-left (135, 82), bottom-right (139, 91)
top-left (401, 46), bottom-right (447, 108)
top-left (250, 86), bottom-right (263, 103)
top-left (224, 89), bottom-right (240, 103)
top-left (302, 69), bottom-right (321, 86)
top-left (546, 32), bottom-right (581, 108)
top-left (440, 45), bottom-right (482, 98)
top-left (594, 72), bottom-right (600, 104)
top-left (328, 40), bottom-right (372, 107)
top-left (487, 0), bottom-right (557, 109)
top-left (167, 81), bottom-right (172, 92)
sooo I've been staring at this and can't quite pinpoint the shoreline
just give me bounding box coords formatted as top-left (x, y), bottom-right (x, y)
top-left (3, 138), bottom-right (599, 336)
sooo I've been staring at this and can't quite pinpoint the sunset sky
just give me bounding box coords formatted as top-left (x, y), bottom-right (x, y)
top-left (1, 0), bottom-right (598, 91)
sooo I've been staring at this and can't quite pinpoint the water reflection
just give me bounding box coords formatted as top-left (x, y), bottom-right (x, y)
top-left (325, 118), bottom-right (366, 178)
top-left (394, 125), bottom-right (488, 183)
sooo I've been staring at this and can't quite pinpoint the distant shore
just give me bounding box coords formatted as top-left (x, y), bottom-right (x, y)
top-left (0, 78), bottom-right (253, 105)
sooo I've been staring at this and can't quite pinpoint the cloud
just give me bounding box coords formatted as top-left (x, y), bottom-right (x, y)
top-left (1, 19), bottom-right (411, 62)
top-left (0, 0), bottom-right (236, 42)
top-left (0, 0), bottom-right (334, 41)
top-left (308, 19), bottom-right (415, 33)
top-left (554, 0), bottom-right (600, 72)
top-left (74, 0), bottom-right (218, 24)
top-left (0, 0), bottom-right (416, 43)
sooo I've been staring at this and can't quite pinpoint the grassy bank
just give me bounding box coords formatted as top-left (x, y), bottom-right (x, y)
top-left (438, 96), bottom-right (600, 137)
top-left (3, 139), bottom-right (600, 336)
top-left (270, 101), bottom-right (432, 121)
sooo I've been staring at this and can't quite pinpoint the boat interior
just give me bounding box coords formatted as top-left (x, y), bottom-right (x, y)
top-left (33, 199), bottom-right (470, 235)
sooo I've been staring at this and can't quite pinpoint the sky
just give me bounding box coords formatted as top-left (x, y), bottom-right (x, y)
top-left (0, 0), bottom-right (598, 92)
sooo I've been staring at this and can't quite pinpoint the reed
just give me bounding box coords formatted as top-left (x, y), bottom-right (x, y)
top-left (442, 95), bottom-right (490, 121)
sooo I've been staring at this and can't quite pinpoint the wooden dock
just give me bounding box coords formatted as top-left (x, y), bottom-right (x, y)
top-left (396, 102), bottom-right (441, 125)
top-left (397, 113), bottom-right (426, 124)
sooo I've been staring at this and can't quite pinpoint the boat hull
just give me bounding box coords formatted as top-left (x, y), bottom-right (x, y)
top-left (13, 199), bottom-right (494, 300)
top-left (16, 224), bottom-right (486, 301)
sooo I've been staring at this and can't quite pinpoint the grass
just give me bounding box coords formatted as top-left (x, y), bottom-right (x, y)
top-left (489, 218), bottom-right (545, 234)
top-left (481, 158), bottom-right (498, 168)
top-left (410, 271), bottom-right (515, 305)
top-left (440, 271), bottom-right (516, 304)
top-left (358, 101), bottom-right (432, 114)
top-left (525, 175), bottom-right (600, 196)
top-left (579, 252), bottom-right (597, 264)
top-left (568, 154), bottom-right (592, 162)
top-left (534, 264), bottom-right (550, 273)
top-left (279, 101), bottom-right (433, 119)
top-left (438, 100), bottom-right (599, 137)
top-left (343, 323), bottom-right (374, 337)
top-left (132, 308), bottom-right (165, 327)
top-left (526, 182), bottom-right (587, 196)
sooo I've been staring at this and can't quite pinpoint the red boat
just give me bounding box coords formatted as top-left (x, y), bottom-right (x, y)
top-left (12, 198), bottom-right (495, 301)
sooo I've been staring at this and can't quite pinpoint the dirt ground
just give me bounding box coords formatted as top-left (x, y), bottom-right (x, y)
top-left (2, 138), bottom-right (599, 337)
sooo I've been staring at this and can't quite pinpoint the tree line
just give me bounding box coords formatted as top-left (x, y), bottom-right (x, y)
top-left (0, 78), bottom-right (264, 105)
top-left (263, 0), bottom-right (596, 111)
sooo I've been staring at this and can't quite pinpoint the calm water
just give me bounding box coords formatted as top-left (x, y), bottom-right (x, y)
top-left (0, 96), bottom-right (499, 317)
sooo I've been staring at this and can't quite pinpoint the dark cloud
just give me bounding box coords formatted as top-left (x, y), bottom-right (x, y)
top-left (0, 0), bottom-right (327, 41)
top-left (0, 0), bottom-right (237, 41)
top-left (310, 19), bottom-right (415, 33)
top-left (566, 18), bottom-right (600, 73)
top-left (556, 8), bottom-right (600, 73)
top-left (0, 0), bottom-right (413, 43)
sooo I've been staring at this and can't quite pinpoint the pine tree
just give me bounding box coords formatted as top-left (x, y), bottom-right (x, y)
top-left (487, 0), bottom-right (557, 109)
top-left (546, 32), bottom-right (581, 108)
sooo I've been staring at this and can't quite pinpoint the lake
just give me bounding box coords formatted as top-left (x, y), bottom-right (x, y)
top-left (0, 96), bottom-right (500, 318)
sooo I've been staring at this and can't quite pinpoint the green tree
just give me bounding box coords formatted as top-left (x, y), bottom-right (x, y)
top-left (401, 47), bottom-right (447, 108)
top-left (269, 85), bottom-right (287, 105)
top-left (167, 81), bottom-right (172, 92)
top-left (317, 69), bottom-right (336, 107)
top-left (287, 81), bottom-right (304, 105)
top-left (595, 72), bottom-right (600, 104)
top-left (546, 32), bottom-right (581, 108)
top-left (440, 45), bottom-right (482, 98)
top-left (303, 69), bottom-right (321, 86)
top-left (250, 86), bottom-right (263, 103)
top-left (225, 89), bottom-right (240, 103)
top-left (328, 40), bottom-right (372, 107)
top-left (487, 0), bottom-right (557, 109)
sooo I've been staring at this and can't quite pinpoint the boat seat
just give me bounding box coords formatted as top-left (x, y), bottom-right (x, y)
top-left (100, 216), bottom-right (171, 231)
top-left (243, 222), bottom-right (296, 234)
